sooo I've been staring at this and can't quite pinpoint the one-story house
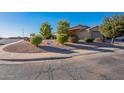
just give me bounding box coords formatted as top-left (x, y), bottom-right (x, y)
top-left (52, 25), bottom-right (102, 39)
top-left (52, 32), bottom-right (57, 39)
top-left (70, 25), bottom-right (102, 39)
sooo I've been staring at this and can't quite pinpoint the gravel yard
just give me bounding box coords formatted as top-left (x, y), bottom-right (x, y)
top-left (3, 40), bottom-right (75, 53)
top-left (3, 39), bottom-right (123, 53)
top-left (3, 41), bottom-right (47, 53)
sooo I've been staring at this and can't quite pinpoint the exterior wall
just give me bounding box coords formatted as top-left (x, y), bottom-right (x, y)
top-left (70, 29), bottom-right (80, 36)
top-left (70, 28), bottom-right (101, 39)
top-left (70, 29), bottom-right (91, 39)
top-left (77, 30), bottom-right (91, 39)
top-left (91, 31), bottom-right (101, 38)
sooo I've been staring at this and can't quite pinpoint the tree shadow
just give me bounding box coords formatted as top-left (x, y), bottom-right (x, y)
top-left (40, 41), bottom-right (124, 54)
top-left (39, 46), bottom-right (76, 54)
top-left (78, 41), bottom-right (124, 49)
top-left (113, 45), bottom-right (124, 50)
top-left (77, 42), bottom-right (115, 47)
top-left (65, 43), bottom-right (114, 52)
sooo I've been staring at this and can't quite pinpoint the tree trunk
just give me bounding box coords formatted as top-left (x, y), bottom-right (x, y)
top-left (111, 38), bottom-right (115, 44)
top-left (102, 35), bottom-right (105, 42)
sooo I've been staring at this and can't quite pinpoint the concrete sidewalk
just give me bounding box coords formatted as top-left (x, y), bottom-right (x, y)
top-left (0, 40), bottom-right (119, 61)
top-left (0, 49), bottom-right (100, 61)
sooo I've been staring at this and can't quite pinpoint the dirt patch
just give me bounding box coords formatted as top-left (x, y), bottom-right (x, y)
top-left (3, 41), bottom-right (47, 53)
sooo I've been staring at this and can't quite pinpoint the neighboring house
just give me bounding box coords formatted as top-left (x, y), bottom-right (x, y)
top-left (70, 25), bottom-right (101, 39)
top-left (52, 32), bottom-right (57, 39)
top-left (52, 25), bottom-right (102, 39)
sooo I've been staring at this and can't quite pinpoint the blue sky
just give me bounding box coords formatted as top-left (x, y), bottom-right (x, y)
top-left (0, 12), bottom-right (124, 37)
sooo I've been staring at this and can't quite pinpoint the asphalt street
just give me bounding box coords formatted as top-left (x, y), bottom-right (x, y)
top-left (0, 50), bottom-right (124, 80)
top-left (0, 39), bottom-right (124, 80)
top-left (0, 39), bottom-right (21, 45)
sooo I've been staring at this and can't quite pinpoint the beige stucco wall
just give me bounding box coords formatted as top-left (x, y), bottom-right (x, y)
top-left (77, 30), bottom-right (91, 39)
top-left (91, 31), bottom-right (101, 38)
top-left (70, 29), bottom-right (91, 39)
top-left (70, 28), bottom-right (101, 39)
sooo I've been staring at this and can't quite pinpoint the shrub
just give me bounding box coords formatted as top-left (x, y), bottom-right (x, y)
top-left (94, 37), bottom-right (103, 42)
top-left (56, 34), bottom-right (68, 44)
top-left (84, 38), bottom-right (94, 42)
top-left (30, 35), bottom-right (42, 47)
top-left (68, 34), bottom-right (79, 43)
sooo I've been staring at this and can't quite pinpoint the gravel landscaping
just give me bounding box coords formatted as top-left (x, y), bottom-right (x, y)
top-left (3, 41), bottom-right (47, 53)
top-left (3, 40), bottom-right (75, 53)
top-left (3, 39), bottom-right (123, 54)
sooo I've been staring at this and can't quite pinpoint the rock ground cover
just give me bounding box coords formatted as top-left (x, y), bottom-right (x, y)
top-left (3, 39), bottom-right (123, 53)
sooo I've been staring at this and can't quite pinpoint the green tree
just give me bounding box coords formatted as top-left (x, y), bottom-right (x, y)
top-left (40, 22), bottom-right (52, 39)
top-left (57, 20), bottom-right (70, 35)
top-left (99, 15), bottom-right (124, 43)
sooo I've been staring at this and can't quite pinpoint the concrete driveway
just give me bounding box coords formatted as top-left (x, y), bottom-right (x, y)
top-left (0, 50), bottom-right (124, 80)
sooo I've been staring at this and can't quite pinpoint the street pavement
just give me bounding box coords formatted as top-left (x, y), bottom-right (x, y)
top-left (0, 39), bottom-right (21, 45)
top-left (0, 39), bottom-right (124, 80)
top-left (0, 50), bottom-right (124, 80)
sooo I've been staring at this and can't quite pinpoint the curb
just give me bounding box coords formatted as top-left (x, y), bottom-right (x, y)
top-left (0, 56), bottom-right (72, 61)
top-left (0, 52), bottom-right (99, 62)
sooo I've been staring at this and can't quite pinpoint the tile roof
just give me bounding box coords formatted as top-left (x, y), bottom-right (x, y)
top-left (70, 25), bottom-right (90, 30)
top-left (87, 25), bottom-right (99, 30)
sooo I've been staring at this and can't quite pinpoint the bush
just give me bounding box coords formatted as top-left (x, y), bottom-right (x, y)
top-left (94, 38), bottom-right (103, 42)
top-left (56, 34), bottom-right (68, 44)
top-left (30, 35), bottom-right (42, 47)
top-left (68, 34), bottom-right (79, 43)
top-left (84, 38), bottom-right (94, 42)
